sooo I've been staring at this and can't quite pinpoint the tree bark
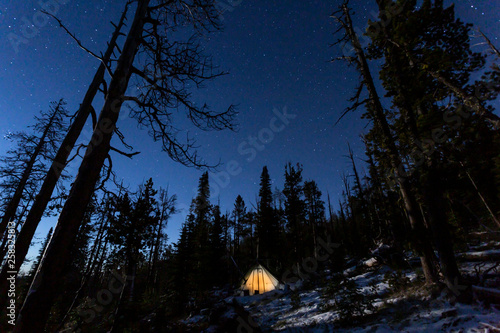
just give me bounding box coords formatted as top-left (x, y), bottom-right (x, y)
top-left (14, 1), bottom-right (150, 331)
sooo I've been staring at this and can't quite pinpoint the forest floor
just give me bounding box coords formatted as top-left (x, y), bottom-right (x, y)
top-left (179, 238), bottom-right (500, 332)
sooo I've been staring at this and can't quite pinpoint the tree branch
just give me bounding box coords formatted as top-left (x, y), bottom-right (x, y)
top-left (41, 10), bottom-right (114, 78)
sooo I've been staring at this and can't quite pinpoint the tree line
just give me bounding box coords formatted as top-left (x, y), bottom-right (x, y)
top-left (0, 0), bottom-right (499, 331)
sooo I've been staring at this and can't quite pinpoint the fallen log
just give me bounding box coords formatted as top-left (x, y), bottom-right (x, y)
top-left (472, 285), bottom-right (500, 305)
top-left (457, 250), bottom-right (500, 262)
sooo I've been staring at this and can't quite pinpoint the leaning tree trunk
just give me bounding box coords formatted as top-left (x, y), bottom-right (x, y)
top-left (462, 163), bottom-right (500, 229)
top-left (14, 1), bottom-right (150, 331)
top-left (339, 3), bottom-right (438, 283)
top-left (386, 47), bottom-right (463, 290)
top-left (0, 7), bottom-right (128, 311)
top-left (397, 45), bottom-right (500, 130)
top-left (0, 102), bottom-right (61, 237)
top-left (427, 70), bottom-right (500, 130)
top-left (0, 194), bottom-right (33, 263)
top-left (149, 216), bottom-right (165, 290)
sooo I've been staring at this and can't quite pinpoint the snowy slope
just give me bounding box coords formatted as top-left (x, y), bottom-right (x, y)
top-left (233, 263), bottom-right (500, 332)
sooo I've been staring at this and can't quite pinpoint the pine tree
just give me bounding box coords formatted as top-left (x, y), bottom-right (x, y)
top-left (0, 99), bottom-right (68, 237)
top-left (192, 172), bottom-right (213, 293)
top-left (107, 179), bottom-right (159, 331)
top-left (332, 2), bottom-right (438, 284)
top-left (108, 180), bottom-right (158, 300)
top-left (367, 0), bottom-right (489, 290)
top-left (173, 204), bottom-right (196, 313)
top-left (232, 195), bottom-right (246, 256)
top-left (16, 1), bottom-right (235, 329)
top-left (303, 180), bottom-right (325, 259)
top-left (3, 10), bottom-right (129, 312)
top-left (209, 205), bottom-right (226, 286)
top-left (148, 188), bottom-right (176, 291)
top-left (0, 100), bottom-right (70, 309)
top-left (283, 163), bottom-right (306, 270)
top-left (257, 166), bottom-right (279, 267)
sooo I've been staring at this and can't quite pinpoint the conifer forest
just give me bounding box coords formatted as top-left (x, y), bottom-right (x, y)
top-left (1, 0), bottom-right (500, 332)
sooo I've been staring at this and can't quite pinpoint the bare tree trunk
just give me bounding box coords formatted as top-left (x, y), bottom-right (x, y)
top-left (150, 217), bottom-right (164, 290)
top-left (338, 3), bottom-right (438, 283)
top-left (146, 220), bottom-right (159, 285)
top-left (327, 192), bottom-right (335, 235)
top-left (479, 29), bottom-right (500, 58)
top-left (0, 195), bottom-right (32, 264)
top-left (0, 8), bottom-right (128, 311)
top-left (93, 235), bottom-right (110, 290)
top-left (14, 2), bottom-right (150, 331)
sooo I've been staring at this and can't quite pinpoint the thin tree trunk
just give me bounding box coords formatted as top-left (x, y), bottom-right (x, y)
top-left (327, 192), bottom-right (335, 235)
top-left (146, 220), bottom-right (159, 285)
top-left (14, 2), bottom-right (150, 331)
top-left (93, 235), bottom-right (110, 291)
top-left (0, 103), bottom-right (61, 236)
top-left (150, 217), bottom-right (165, 290)
top-left (338, 3), bottom-right (438, 283)
top-left (462, 163), bottom-right (500, 229)
top-left (112, 251), bottom-right (136, 333)
top-left (0, 7), bottom-right (128, 311)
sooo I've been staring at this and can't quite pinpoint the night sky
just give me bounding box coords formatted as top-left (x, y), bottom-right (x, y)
top-left (0, 0), bottom-right (498, 259)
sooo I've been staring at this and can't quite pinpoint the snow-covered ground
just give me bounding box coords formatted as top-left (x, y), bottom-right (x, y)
top-left (232, 261), bottom-right (500, 332)
top-left (177, 244), bottom-right (500, 332)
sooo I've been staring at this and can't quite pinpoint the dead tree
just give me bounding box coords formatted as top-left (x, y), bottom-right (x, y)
top-left (332, 1), bottom-right (438, 283)
top-left (0, 100), bottom-right (68, 237)
top-left (15, 0), bottom-right (235, 331)
top-left (148, 187), bottom-right (176, 291)
top-left (0, 7), bottom-right (129, 311)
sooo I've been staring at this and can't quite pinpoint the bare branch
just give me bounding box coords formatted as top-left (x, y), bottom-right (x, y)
top-left (41, 10), bottom-right (114, 78)
top-left (109, 146), bottom-right (140, 158)
top-left (479, 29), bottom-right (500, 58)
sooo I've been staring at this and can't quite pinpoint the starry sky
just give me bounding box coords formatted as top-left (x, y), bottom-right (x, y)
top-left (0, 0), bottom-right (498, 257)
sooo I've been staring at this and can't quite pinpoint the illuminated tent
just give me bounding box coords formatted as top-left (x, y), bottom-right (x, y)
top-left (240, 264), bottom-right (279, 296)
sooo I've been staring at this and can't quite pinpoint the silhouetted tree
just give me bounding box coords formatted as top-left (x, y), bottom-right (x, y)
top-left (16, 1), bottom-right (235, 330)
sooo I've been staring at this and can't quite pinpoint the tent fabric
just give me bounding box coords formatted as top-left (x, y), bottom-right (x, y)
top-left (240, 264), bottom-right (279, 296)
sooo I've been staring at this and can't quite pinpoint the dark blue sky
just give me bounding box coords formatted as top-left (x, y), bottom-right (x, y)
top-left (0, 0), bottom-right (498, 258)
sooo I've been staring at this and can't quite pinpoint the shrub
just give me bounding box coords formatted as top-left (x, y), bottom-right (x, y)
top-left (384, 270), bottom-right (410, 292)
top-left (320, 273), bottom-right (374, 323)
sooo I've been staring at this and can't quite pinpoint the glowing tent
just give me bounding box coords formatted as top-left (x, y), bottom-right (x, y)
top-left (240, 264), bottom-right (279, 296)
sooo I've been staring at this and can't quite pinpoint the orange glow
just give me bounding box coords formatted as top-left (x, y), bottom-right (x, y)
top-left (241, 264), bottom-right (279, 296)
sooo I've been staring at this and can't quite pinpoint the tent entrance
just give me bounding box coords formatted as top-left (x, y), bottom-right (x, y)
top-left (240, 264), bottom-right (279, 296)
